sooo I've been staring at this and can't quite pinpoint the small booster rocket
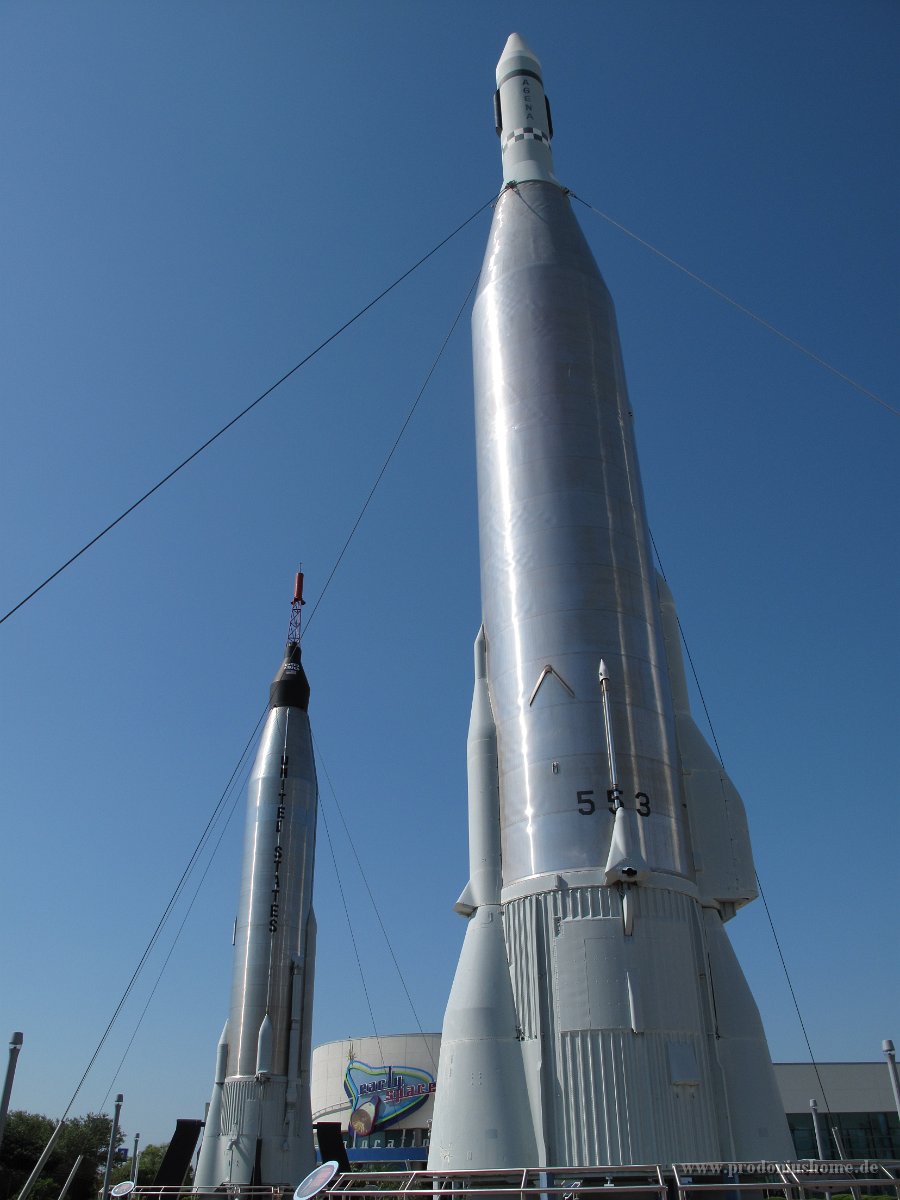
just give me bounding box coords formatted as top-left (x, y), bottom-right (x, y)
top-left (195, 576), bottom-right (318, 1188)
top-left (428, 36), bottom-right (793, 1169)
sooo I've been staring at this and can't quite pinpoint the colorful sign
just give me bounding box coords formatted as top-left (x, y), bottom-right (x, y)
top-left (343, 1060), bottom-right (436, 1132)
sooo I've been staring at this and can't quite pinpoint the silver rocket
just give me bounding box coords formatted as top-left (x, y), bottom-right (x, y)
top-left (195, 578), bottom-right (317, 1188)
top-left (428, 35), bottom-right (793, 1168)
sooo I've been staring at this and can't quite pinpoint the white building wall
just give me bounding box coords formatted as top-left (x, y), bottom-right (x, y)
top-left (773, 1062), bottom-right (897, 1114)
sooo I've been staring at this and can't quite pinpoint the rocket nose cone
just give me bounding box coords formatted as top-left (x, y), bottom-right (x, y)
top-left (269, 640), bottom-right (311, 711)
top-left (502, 32), bottom-right (538, 60)
top-left (497, 32), bottom-right (543, 79)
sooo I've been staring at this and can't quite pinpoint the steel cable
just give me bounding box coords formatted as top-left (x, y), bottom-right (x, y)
top-left (88, 261), bottom-right (482, 1130)
top-left (650, 529), bottom-right (839, 1130)
top-left (571, 192), bottom-right (897, 419)
top-left (1, 195), bottom-right (496, 630)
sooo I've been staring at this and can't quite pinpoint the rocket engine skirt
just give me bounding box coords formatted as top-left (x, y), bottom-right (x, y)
top-left (472, 182), bottom-right (690, 890)
top-left (504, 885), bottom-right (722, 1164)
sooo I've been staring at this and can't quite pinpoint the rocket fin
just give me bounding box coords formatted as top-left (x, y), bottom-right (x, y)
top-left (256, 1014), bottom-right (273, 1078)
top-left (194, 1022), bottom-right (229, 1188)
top-left (214, 1020), bottom-right (229, 1084)
top-left (454, 881), bottom-right (477, 917)
top-left (657, 576), bottom-right (757, 912)
top-left (603, 804), bottom-right (650, 884)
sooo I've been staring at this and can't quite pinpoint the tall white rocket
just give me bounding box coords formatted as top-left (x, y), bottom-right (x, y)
top-left (428, 35), bottom-right (793, 1168)
top-left (195, 580), bottom-right (318, 1188)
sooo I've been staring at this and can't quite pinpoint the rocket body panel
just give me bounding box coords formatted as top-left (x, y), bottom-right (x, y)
top-left (228, 706), bottom-right (317, 1078)
top-left (473, 182), bottom-right (690, 889)
top-left (195, 642), bottom-right (317, 1189)
top-left (504, 885), bottom-right (723, 1164)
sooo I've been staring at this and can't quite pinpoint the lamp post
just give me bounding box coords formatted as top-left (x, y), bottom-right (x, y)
top-left (810, 1098), bottom-right (830, 1160)
top-left (0, 1031), bottom-right (24, 1154)
top-left (883, 1040), bottom-right (900, 1123)
top-left (101, 1094), bottom-right (124, 1200)
top-left (57, 1154), bottom-right (84, 1200)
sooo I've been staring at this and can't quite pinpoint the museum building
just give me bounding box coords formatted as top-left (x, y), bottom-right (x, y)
top-left (311, 1033), bottom-right (900, 1164)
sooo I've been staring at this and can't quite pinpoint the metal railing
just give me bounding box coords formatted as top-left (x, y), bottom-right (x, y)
top-left (122, 1161), bottom-right (900, 1200)
top-left (323, 1164), bottom-right (669, 1200)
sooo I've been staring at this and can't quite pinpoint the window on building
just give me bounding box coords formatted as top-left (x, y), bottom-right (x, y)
top-left (787, 1111), bottom-right (900, 1160)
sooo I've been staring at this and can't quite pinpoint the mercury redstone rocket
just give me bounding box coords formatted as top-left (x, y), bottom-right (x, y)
top-left (195, 577), bottom-right (317, 1188)
top-left (428, 35), bottom-right (793, 1169)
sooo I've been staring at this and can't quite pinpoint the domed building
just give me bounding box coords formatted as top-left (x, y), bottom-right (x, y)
top-left (311, 1033), bottom-right (440, 1164)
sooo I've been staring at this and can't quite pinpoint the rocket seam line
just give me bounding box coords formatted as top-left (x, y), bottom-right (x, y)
top-left (497, 67), bottom-right (542, 87)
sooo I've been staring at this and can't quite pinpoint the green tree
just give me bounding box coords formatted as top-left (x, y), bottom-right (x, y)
top-left (0, 1110), bottom-right (123, 1200)
top-left (109, 1142), bottom-right (169, 1188)
top-left (0, 1111), bottom-right (54, 1200)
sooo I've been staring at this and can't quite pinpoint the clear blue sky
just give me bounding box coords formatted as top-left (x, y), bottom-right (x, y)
top-left (1, 0), bottom-right (897, 1150)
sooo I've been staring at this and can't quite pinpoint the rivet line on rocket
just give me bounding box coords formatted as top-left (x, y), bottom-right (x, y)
top-left (648, 528), bottom-right (725, 765)
top-left (0, 195), bottom-right (498, 631)
top-left (570, 192), bottom-right (897, 419)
